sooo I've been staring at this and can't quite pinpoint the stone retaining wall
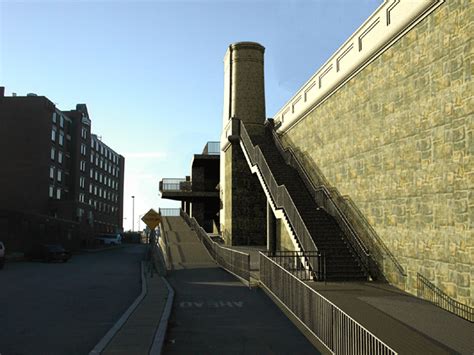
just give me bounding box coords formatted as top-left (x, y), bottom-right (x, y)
top-left (280, 1), bottom-right (472, 306)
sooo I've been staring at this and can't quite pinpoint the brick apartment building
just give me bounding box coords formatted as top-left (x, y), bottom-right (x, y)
top-left (0, 87), bottom-right (124, 252)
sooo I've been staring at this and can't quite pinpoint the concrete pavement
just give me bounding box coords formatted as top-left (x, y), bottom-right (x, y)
top-left (306, 281), bottom-right (474, 354)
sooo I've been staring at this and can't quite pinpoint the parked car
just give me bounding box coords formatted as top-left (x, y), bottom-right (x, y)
top-left (0, 241), bottom-right (5, 269)
top-left (26, 244), bottom-right (71, 262)
top-left (95, 233), bottom-right (122, 246)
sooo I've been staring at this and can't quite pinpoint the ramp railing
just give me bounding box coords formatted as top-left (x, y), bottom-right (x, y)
top-left (264, 251), bottom-right (325, 281)
top-left (180, 209), bottom-right (250, 284)
top-left (260, 252), bottom-right (397, 355)
top-left (159, 208), bottom-right (181, 217)
top-left (417, 273), bottom-right (473, 322)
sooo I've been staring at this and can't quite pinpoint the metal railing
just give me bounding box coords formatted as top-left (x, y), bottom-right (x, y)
top-left (160, 179), bottom-right (192, 192)
top-left (268, 120), bottom-right (406, 283)
top-left (238, 120), bottom-right (320, 270)
top-left (180, 209), bottom-right (250, 284)
top-left (202, 141), bottom-right (220, 155)
top-left (417, 273), bottom-right (473, 322)
top-left (265, 251), bottom-right (325, 281)
top-left (260, 253), bottom-right (398, 354)
top-left (159, 208), bottom-right (181, 217)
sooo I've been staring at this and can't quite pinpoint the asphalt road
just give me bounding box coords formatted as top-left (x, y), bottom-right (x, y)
top-left (0, 244), bottom-right (147, 355)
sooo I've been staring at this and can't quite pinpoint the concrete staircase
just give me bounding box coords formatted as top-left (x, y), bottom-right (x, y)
top-left (247, 125), bottom-right (367, 281)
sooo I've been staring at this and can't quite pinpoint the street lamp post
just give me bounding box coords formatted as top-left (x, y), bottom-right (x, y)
top-left (131, 196), bottom-right (135, 232)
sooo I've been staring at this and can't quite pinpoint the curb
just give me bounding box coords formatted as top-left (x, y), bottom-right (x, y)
top-left (149, 277), bottom-right (175, 355)
top-left (5, 254), bottom-right (25, 262)
top-left (80, 244), bottom-right (127, 253)
top-left (89, 261), bottom-right (147, 355)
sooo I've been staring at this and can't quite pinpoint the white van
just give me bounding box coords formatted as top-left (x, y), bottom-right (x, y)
top-left (96, 234), bottom-right (122, 246)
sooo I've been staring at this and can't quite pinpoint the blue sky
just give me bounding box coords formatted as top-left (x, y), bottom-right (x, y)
top-left (0, 0), bottom-right (382, 231)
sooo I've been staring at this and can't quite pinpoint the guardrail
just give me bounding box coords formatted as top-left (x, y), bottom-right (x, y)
top-left (268, 119), bottom-right (405, 283)
top-left (202, 141), bottom-right (220, 155)
top-left (417, 273), bottom-right (473, 322)
top-left (159, 208), bottom-right (181, 217)
top-left (260, 253), bottom-right (397, 355)
top-left (238, 119), bottom-right (320, 268)
top-left (180, 209), bottom-right (250, 284)
top-left (265, 251), bottom-right (325, 281)
top-left (160, 179), bottom-right (192, 192)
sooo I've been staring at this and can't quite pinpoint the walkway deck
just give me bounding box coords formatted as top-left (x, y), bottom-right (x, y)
top-left (161, 216), bottom-right (318, 354)
top-left (306, 281), bottom-right (474, 354)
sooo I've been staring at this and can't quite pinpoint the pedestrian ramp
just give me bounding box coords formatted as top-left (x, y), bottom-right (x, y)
top-left (161, 216), bottom-right (217, 270)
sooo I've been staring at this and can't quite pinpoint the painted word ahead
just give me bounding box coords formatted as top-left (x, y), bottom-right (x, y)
top-left (179, 301), bottom-right (243, 308)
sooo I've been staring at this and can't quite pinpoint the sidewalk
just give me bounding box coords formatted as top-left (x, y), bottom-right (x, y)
top-left (91, 245), bottom-right (173, 355)
top-left (100, 267), bottom-right (170, 355)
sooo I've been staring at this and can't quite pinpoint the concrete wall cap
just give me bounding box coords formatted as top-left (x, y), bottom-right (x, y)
top-left (229, 42), bottom-right (265, 52)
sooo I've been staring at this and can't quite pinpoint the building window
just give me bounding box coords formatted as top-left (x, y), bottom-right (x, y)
top-left (58, 151), bottom-right (63, 164)
top-left (51, 127), bottom-right (57, 142)
top-left (81, 127), bottom-right (87, 139)
top-left (90, 169), bottom-right (93, 178)
top-left (57, 170), bottom-right (62, 182)
top-left (90, 152), bottom-right (94, 163)
top-left (80, 176), bottom-right (85, 189)
top-left (52, 112), bottom-right (57, 123)
top-left (49, 185), bottom-right (54, 198)
top-left (80, 160), bottom-right (86, 172)
top-left (59, 115), bottom-right (64, 128)
top-left (99, 174), bottom-right (103, 183)
top-left (94, 186), bottom-right (97, 195)
top-left (50, 147), bottom-right (55, 161)
top-left (95, 171), bottom-right (98, 180)
top-left (81, 144), bottom-right (87, 156)
top-left (49, 166), bottom-right (55, 180)
top-left (79, 193), bottom-right (85, 203)
top-left (59, 131), bottom-right (64, 146)
top-left (89, 184), bottom-right (93, 193)
top-left (56, 188), bottom-right (61, 200)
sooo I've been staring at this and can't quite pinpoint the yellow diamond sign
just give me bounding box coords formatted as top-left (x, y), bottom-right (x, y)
top-left (141, 209), bottom-right (162, 229)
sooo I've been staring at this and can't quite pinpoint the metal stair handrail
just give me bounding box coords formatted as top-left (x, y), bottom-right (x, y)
top-left (268, 120), bottom-right (406, 280)
top-left (417, 273), bottom-right (473, 322)
top-left (239, 120), bottom-right (320, 259)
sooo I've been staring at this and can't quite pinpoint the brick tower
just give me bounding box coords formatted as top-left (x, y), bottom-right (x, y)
top-left (219, 42), bottom-right (267, 245)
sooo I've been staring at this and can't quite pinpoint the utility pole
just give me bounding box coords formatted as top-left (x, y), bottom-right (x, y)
top-left (131, 196), bottom-right (135, 231)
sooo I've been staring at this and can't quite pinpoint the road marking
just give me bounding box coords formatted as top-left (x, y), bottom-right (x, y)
top-left (179, 301), bottom-right (244, 308)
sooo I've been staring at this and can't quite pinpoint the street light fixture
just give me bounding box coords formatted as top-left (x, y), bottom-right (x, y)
top-left (131, 196), bottom-right (135, 232)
